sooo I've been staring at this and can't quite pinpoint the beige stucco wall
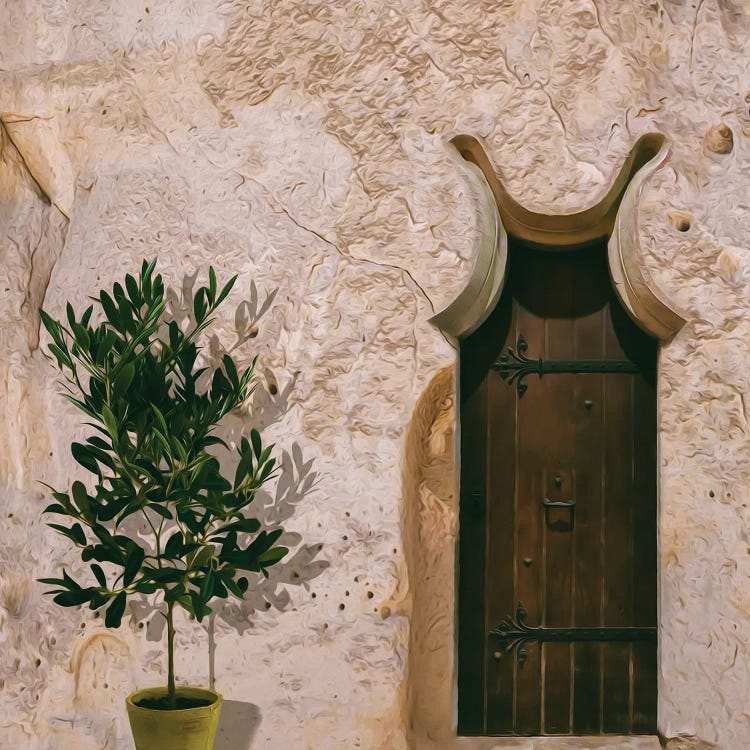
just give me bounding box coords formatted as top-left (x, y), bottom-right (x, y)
top-left (1, 2), bottom-right (749, 748)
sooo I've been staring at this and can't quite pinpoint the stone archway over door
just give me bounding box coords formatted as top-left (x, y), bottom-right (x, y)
top-left (431, 133), bottom-right (687, 341)
top-left (458, 239), bottom-right (658, 735)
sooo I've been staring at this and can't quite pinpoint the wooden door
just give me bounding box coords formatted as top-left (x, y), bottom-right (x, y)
top-left (458, 239), bottom-right (657, 736)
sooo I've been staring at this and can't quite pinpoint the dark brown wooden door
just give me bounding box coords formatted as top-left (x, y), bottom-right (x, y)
top-left (458, 239), bottom-right (657, 736)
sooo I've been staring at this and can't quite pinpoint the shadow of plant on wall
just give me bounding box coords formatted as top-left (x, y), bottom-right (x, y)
top-left (121, 269), bottom-right (328, 655)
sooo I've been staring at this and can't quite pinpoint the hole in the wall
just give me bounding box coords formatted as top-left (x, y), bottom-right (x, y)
top-left (668, 210), bottom-right (692, 232)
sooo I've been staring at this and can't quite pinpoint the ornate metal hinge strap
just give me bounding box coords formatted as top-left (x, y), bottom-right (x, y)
top-left (490, 603), bottom-right (656, 663)
top-left (492, 334), bottom-right (640, 397)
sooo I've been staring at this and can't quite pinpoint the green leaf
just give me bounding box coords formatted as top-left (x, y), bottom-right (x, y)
top-left (125, 274), bottom-right (141, 306)
top-left (192, 545), bottom-right (215, 570)
top-left (81, 305), bottom-right (94, 327)
top-left (260, 546), bottom-right (289, 568)
top-left (86, 435), bottom-right (112, 451)
top-left (223, 355), bottom-right (239, 391)
top-left (141, 258), bottom-right (157, 298)
top-left (71, 481), bottom-right (90, 518)
top-left (193, 288), bottom-right (207, 323)
top-left (199, 568), bottom-right (214, 600)
top-left (91, 564), bottom-right (107, 588)
top-left (54, 588), bottom-right (96, 607)
top-left (215, 275), bottom-right (237, 306)
top-left (48, 522), bottom-right (86, 546)
top-left (148, 503), bottom-right (173, 520)
top-left (123, 544), bottom-right (145, 586)
top-left (99, 290), bottom-right (120, 330)
top-left (105, 592), bottom-right (127, 628)
top-left (234, 451), bottom-right (253, 490)
top-left (177, 594), bottom-right (195, 615)
top-left (250, 429), bottom-right (262, 459)
top-left (190, 590), bottom-right (211, 622)
top-left (71, 322), bottom-right (90, 349)
top-left (164, 532), bottom-right (183, 558)
top-left (88, 591), bottom-right (109, 609)
top-left (113, 363), bottom-right (135, 397)
top-left (259, 458), bottom-right (277, 482)
top-left (223, 574), bottom-right (243, 597)
top-left (39, 309), bottom-right (62, 342)
top-left (215, 517), bottom-right (261, 535)
top-left (100, 404), bottom-right (118, 441)
top-left (89, 544), bottom-right (125, 566)
top-left (208, 266), bottom-right (217, 303)
top-left (71, 442), bottom-right (101, 477)
top-left (47, 342), bottom-right (71, 369)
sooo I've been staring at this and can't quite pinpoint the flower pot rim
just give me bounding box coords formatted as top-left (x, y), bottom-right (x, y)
top-left (126, 686), bottom-right (222, 713)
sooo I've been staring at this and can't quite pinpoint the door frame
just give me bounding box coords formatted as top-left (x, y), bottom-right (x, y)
top-left (456, 238), bottom-right (659, 736)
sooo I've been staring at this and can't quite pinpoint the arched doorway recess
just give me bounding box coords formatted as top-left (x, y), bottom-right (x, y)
top-left (411, 134), bottom-right (688, 744)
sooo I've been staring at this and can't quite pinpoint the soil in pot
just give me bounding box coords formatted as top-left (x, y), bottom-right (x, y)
top-left (135, 695), bottom-right (214, 710)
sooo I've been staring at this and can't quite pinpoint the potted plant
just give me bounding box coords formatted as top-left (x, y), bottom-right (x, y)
top-left (39, 260), bottom-right (293, 750)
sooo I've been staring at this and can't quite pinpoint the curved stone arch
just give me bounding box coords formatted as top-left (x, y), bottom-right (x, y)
top-left (430, 132), bottom-right (687, 341)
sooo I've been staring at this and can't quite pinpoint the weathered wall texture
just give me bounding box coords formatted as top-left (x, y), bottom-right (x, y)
top-left (1, 1), bottom-right (750, 748)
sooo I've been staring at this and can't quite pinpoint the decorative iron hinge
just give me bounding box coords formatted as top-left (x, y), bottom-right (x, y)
top-left (492, 334), bottom-right (640, 397)
top-left (490, 603), bottom-right (656, 663)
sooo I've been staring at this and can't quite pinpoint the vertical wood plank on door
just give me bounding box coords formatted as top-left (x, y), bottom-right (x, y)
top-left (512, 290), bottom-right (545, 735)
top-left (601, 307), bottom-right (635, 733)
top-left (457, 346), bottom-right (489, 734)
top-left (485, 302), bottom-right (518, 735)
top-left (572, 309), bottom-right (606, 733)
top-left (541, 259), bottom-right (575, 735)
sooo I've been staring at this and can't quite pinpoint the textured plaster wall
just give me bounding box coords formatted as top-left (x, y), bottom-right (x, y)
top-left (1, 2), bottom-right (750, 749)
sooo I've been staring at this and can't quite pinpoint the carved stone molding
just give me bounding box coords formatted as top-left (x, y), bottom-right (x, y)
top-left (429, 157), bottom-right (508, 340)
top-left (430, 133), bottom-right (687, 342)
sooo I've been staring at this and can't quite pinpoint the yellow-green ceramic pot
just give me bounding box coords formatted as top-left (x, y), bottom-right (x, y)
top-left (126, 686), bottom-right (222, 750)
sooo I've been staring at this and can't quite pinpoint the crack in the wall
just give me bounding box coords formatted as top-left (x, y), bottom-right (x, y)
top-left (273, 201), bottom-right (438, 392)
top-left (0, 118), bottom-right (53, 208)
top-left (0, 118), bottom-right (69, 351)
top-left (591, 0), bottom-right (618, 48)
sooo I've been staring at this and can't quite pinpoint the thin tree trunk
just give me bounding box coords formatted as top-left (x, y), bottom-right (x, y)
top-left (167, 600), bottom-right (176, 707)
top-left (208, 612), bottom-right (216, 691)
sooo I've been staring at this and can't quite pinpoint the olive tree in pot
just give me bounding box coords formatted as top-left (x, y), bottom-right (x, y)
top-left (39, 260), bottom-right (294, 750)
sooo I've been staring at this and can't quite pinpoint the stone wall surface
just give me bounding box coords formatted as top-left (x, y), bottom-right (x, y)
top-left (1, 1), bottom-right (749, 748)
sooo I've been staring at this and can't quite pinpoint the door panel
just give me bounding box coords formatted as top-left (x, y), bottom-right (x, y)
top-left (459, 240), bottom-right (657, 736)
